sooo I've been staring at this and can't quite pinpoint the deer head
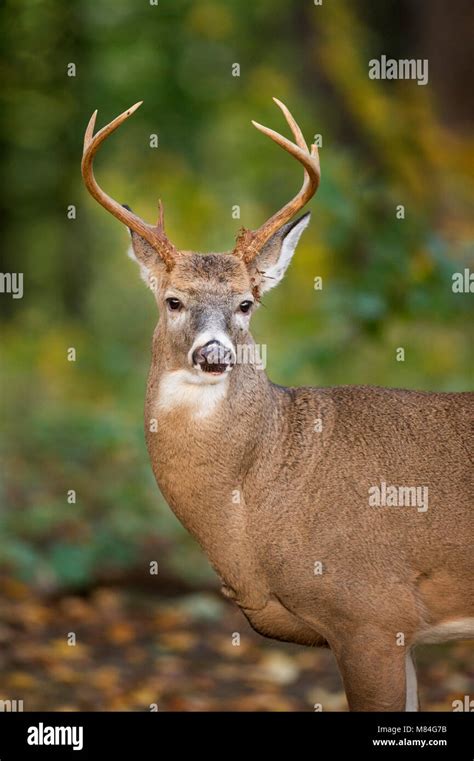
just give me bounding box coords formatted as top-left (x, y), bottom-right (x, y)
top-left (82, 99), bottom-right (320, 383)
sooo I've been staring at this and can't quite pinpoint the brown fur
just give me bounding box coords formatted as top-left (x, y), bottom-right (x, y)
top-left (131, 239), bottom-right (473, 712)
top-left (83, 102), bottom-right (472, 710)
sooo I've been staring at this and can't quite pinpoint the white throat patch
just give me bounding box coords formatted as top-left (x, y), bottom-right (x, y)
top-left (156, 369), bottom-right (229, 418)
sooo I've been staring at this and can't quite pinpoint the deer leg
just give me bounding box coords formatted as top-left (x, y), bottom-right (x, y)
top-left (332, 630), bottom-right (411, 711)
top-left (405, 650), bottom-right (419, 711)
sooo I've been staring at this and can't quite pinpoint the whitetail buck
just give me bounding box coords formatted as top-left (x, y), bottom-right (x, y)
top-left (82, 100), bottom-right (473, 711)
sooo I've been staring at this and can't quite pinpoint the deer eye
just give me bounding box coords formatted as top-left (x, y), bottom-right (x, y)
top-left (166, 297), bottom-right (182, 311)
top-left (239, 300), bottom-right (253, 314)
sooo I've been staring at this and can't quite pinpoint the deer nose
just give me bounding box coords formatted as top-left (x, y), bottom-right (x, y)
top-left (192, 340), bottom-right (235, 374)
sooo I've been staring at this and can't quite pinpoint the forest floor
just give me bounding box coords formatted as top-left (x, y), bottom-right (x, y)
top-left (0, 578), bottom-right (472, 712)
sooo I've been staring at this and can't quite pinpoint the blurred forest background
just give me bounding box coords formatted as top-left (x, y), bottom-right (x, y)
top-left (0, 0), bottom-right (473, 710)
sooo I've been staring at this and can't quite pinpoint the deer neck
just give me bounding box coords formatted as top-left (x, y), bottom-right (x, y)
top-left (144, 327), bottom-right (278, 600)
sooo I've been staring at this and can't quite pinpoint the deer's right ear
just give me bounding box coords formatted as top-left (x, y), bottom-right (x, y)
top-left (127, 230), bottom-right (168, 289)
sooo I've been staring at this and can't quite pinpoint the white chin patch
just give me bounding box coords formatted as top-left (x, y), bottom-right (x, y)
top-left (192, 365), bottom-right (233, 380)
top-left (156, 369), bottom-right (229, 418)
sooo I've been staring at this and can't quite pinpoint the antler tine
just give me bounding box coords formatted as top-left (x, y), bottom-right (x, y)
top-left (234, 99), bottom-right (320, 264)
top-left (81, 102), bottom-right (177, 270)
top-left (272, 97), bottom-right (309, 152)
top-left (250, 121), bottom-right (317, 172)
top-left (157, 199), bottom-right (165, 233)
top-left (83, 109), bottom-right (98, 149)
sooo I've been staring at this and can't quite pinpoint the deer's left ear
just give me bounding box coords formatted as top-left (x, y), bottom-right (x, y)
top-left (246, 212), bottom-right (311, 296)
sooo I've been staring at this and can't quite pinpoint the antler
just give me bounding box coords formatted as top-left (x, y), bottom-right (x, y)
top-left (234, 98), bottom-right (320, 264)
top-left (82, 102), bottom-right (177, 270)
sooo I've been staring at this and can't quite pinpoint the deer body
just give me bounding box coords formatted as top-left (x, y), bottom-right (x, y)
top-left (82, 101), bottom-right (473, 711)
top-left (146, 304), bottom-right (473, 710)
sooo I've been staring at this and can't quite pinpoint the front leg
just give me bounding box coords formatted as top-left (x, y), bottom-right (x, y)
top-left (332, 628), bottom-right (416, 711)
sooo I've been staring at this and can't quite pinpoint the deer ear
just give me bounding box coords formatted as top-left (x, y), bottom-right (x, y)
top-left (127, 227), bottom-right (168, 290)
top-left (247, 212), bottom-right (311, 295)
top-left (122, 204), bottom-right (167, 288)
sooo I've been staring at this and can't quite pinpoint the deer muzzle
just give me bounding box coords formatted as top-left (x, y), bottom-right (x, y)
top-left (191, 340), bottom-right (236, 375)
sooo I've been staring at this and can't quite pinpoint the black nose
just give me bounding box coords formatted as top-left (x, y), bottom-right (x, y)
top-left (192, 341), bottom-right (234, 373)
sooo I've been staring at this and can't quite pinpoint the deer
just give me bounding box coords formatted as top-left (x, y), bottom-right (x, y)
top-left (82, 99), bottom-right (473, 712)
